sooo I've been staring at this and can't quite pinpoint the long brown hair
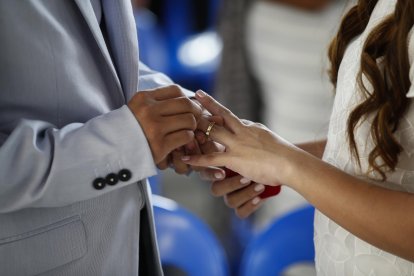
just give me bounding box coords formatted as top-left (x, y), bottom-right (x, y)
top-left (328, 0), bottom-right (414, 180)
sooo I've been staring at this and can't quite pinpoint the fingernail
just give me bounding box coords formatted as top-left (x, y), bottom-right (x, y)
top-left (254, 184), bottom-right (265, 192)
top-left (240, 178), bottom-right (251, 185)
top-left (214, 172), bottom-right (224, 179)
top-left (252, 197), bottom-right (261, 205)
top-left (181, 156), bottom-right (190, 161)
top-left (196, 90), bottom-right (207, 98)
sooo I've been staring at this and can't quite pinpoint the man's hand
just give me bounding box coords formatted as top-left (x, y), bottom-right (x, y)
top-left (128, 85), bottom-right (202, 165)
top-left (157, 97), bottom-right (224, 176)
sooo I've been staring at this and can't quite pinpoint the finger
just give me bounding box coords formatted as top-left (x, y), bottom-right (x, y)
top-left (158, 97), bottom-right (202, 118)
top-left (181, 152), bottom-right (226, 168)
top-left (196, 114), bottom-right (226, 143)
top-left (152, 85), bottom-right (185, 100)
top-left (223, 182), bottom-right (265, 209)
top-left (210, 176), bottom-right (252, 197)
top-left (198, 167), bottom-right (226, 181)
top-left (208, 115), bottom-right (224, 126)
top-left (234, 197), bottom-right (265, 219)
top-left (197, 117), bottom-right (234, 147)
top-left (195, 130), bottom-right (207, 145)
top-left (157, 156), bottom-right (170, 170)
top-left (163, 130), bottom-right (195, 156)
top-left (188, 134), bottom-right (226, 155)
top-left (162, 113), bottom-right (197, 134)
top-left (199, 138), bottom-right (225, 155)
top-left (240, 119), bottom-right (254, 126)
top-left (195, 90), bottom-right (242, 132)
top-left (184, 139), bottom-right (204, 172)
top-left (171, 148), bottom-right (191, 175)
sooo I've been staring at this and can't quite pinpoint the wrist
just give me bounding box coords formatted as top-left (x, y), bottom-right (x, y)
top-left (276, 145), bottom-right (312, 191)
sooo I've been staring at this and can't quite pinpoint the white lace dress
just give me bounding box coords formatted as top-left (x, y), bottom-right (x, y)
top-left (315, 0), bottom-right (414, 275)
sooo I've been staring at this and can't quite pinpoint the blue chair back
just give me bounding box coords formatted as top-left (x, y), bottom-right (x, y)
top-left (134, 1), bottom-right (223, 92)
top-left (152, 195), bottom-right (229, 276)
top-left (239, 205), bottom-right (315, 276)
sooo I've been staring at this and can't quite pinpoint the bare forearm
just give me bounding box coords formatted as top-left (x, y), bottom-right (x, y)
top-left (296, 139), bottom-right (326, 159)
top-left (265, 0), bottom-right (331, 11)
top-left (284, 148), bottom-right (414, 261)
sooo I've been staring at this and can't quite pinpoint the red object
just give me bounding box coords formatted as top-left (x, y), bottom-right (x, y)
top-left (223, 168), bottom-right (281, 199)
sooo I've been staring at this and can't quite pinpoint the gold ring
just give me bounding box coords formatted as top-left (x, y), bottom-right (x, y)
top-left (205, 122), bottom-right (216, 138)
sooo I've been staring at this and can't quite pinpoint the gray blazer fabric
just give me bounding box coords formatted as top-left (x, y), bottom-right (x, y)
top-left (0, 0), bottom-right (176, 275)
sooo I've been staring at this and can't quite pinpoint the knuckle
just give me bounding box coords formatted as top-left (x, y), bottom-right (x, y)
top-left (182, 98), bottom-right (193, 108)
top-left (135, 91), bottom-right (148, 102)
top-left (138, 106), bottom-right (153, 121)
top-left (170, 84), bottom-right (183, 95)
top-left (174, 131), bottom-right (193, 148)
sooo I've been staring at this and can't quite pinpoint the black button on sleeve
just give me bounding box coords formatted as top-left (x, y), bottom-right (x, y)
top-left (93, 177), bottom-right (106, 190)
top-left (118, 169), bottom-right (132, 182)
top-left (105, 173), bottom-right (119, 186)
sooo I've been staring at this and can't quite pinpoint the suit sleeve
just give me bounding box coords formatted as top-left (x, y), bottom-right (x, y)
top-left (138, 61), bottom-right (194, 97)
top-left (0, 105), bottom-right (157, 213)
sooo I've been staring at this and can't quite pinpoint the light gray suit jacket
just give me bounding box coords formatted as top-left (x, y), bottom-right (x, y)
top-left (0, 0), bottom-right (184, 275)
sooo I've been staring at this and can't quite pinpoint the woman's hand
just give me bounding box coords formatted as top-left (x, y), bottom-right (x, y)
top-left (181, 91), bottom-right (293, 187)
top-left (211, 175), bottom-right (268, 218)
top-left (182, 93), bottom-right (414, 262)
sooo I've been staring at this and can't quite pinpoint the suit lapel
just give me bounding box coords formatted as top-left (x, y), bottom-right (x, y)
top-left (101, 0), bottom-right (139, 100)
top-left (73, 0), bottom-right (124, 99)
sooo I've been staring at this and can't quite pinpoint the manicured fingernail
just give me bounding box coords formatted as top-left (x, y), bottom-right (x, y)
top-left (240, 178), bottom-right (251, 185)
top-left (252, 197), bottom-right (261, 205)
top-left (214, 172), bottom-right (224, 179)
top-left (181, 156), bottom-right (190, 161)
top-left (196, 90), bottom-right (207, 98)
top-left (254, 184), bottom-right (265, 192)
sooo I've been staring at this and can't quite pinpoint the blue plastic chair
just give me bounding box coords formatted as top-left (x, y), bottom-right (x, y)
top-left (152, 195), bottom-right (230, 276)
top-left (239, 205), bottom-right (315, 276)
top-left (161, 0), bottom-right (222, 92)
top-left (135, 1), bottom-right (222, 92)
